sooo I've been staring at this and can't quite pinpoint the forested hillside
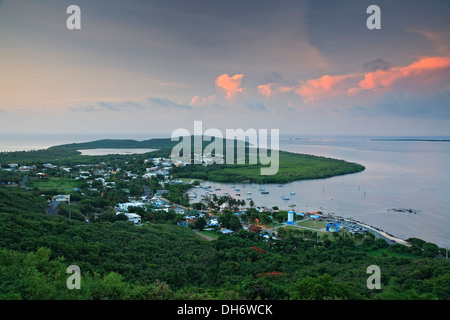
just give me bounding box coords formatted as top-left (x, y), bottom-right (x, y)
top-left (0, 187), bottom-right (448, 300)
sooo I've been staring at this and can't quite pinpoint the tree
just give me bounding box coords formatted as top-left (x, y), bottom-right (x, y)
top-left (422, 242), bottom-right (440, 257)
top-left (290, 274), bottom-right (361, 300)
top-left (201, 194), bottom-right (215, 209)
top-left (218, 212), bottom-right (242, 232)
top-left (193, 217), bottom-right (207, 230)
top-left (237, 278), bottom-right (289, 300)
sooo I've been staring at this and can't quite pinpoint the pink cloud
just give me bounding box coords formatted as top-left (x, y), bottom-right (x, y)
top-left (190, 95), bottom-right (216, 107)
top-left (211, 57), bottom-right (450, 106)
top-left (295, 56), bottom-right (450, 101)
top-left (278, 86), bottom-right (294, 93)
top-left (215, 73), bottom-right (244, 98)
top-left (296, 74), bottom-right (357, 102)
top-left (257, 83), bottom-right (274, 97)
top-left (257, 83), bottom-right (294, 97)
top-left (357, 56), bottom-right (450, 93)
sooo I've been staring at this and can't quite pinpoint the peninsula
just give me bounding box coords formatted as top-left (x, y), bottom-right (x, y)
top-left (1, 136), bottom-right (365, 184)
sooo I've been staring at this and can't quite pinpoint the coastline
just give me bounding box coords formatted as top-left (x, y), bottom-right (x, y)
top-left (185, 181), bottom-right (413, 247)
top-left (1, 135), bottom-right (448, 248)
top-left (346, 219), bottom-right (411, 246)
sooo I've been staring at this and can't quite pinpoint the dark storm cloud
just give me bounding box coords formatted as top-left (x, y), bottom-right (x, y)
top-left (363, 59), bottom-right (391, 72)
top-left (350, 91), bottom-right (450, 119)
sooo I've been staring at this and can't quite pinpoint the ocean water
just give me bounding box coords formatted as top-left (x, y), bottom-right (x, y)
top-left (0, 133), bottom-right (167, 152)
top-left (190, 136), bottom-right (450, 248)
top-left (78, 148), bottom-right (158, 156)
top-left (1, 133), bottom-right (449, 248)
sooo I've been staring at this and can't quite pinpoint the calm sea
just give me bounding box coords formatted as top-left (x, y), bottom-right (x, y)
top-left (190, 135), bottom-right (450, 248)
top-left (0, 133), bottom-right (167, 152)
top-left (1, 133), bottom-right (449, 248)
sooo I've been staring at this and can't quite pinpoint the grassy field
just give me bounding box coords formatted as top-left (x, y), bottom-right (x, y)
top-left (27, 177), bottom-right (80, 193)
top-left (295, 219), bottom-right (328, 230)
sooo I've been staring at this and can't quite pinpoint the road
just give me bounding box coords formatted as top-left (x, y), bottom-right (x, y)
top-left (143, 186), bottom-right (151, 197)
top-left (347, 220), bottom-right (410, 246)
top-left (21, 175), bottom-right (28, 188)
top-left (262, 218), bottom-right (408, 246)
top-left (47, 201), bottom-right (59, 215)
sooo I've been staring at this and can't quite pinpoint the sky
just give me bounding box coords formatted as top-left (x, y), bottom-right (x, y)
top-left (1, 0), bottom-right (450, 136)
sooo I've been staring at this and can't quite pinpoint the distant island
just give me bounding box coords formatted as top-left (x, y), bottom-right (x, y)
top-left (371, 138), bottom-right (450, 142)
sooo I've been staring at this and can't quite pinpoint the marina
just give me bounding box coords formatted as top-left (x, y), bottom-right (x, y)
top-left (186, 136), bottom-right (450, 248)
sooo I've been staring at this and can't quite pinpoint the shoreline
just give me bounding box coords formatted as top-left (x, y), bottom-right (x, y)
top-left (345, 219), bottom-right (411, 246)
top-left (186, 183), bottom-right (413, 246)
top-left (185, 182), bottom-right (415, 247)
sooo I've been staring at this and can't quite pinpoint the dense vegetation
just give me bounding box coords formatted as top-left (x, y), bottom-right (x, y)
top-left (172, 151), bottom-right (365, 184)
top-left (0, 187), bottom-right (448, 300)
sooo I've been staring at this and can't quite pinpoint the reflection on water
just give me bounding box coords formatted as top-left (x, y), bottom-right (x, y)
top-left (78, 148), bottom-right (157, 156)
top-left (189, 137), bottom-right (450, 248)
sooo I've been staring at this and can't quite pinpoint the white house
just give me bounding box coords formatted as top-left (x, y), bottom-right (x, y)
top-left (115, 202), bottom-right (146, 212)
top-left (52, 195), bottom-right (71, 204)
top-left (116, 212), bottom-right (142, 225)
top-left (125, 213), bottom-right (141, 225)
top-left (209, 219), bottom-right (219, 227)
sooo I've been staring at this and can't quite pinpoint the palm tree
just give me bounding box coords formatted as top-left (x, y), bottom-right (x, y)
top-left (200, 194), bottom-right (215, 209)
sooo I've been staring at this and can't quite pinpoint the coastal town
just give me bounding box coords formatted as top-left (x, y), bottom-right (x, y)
top-left (0, 153), bottom-right (407, 246)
